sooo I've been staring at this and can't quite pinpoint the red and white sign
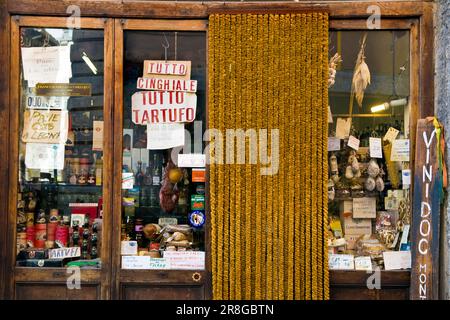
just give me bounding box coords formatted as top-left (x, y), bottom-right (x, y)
top-left (144, 60), bottom-right (190, 76)
top-left (131, 91), bottom-right (197, 125)
top-left (137, 77), bottom-right (197, 93)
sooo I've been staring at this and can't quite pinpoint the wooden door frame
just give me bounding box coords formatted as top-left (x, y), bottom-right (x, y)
top-left (113, 18), bottom-right (210, 300)
top-left (4, 15), bottom-right (114, 300)
top-left (0, 0), bottom-right (435, 300)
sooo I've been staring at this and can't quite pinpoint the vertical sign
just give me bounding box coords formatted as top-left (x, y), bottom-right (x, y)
top-left (410, 119), bottom-right (441, 300)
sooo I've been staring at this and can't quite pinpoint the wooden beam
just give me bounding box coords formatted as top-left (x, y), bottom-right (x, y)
top-left (7, 1), bottom-right (427, 19)
top-left (419, 2), bottom-right (434, 118)
top-left (0, 0), bottom-right (11, 300)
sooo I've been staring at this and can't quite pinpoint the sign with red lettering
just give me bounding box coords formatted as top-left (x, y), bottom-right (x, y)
top-left (410, 119), bottom-right (442, 300)
top-left (131, 91), bottom-right (197, 125)
top-left (137, 77), bottom-right (197, 93)
top-left (143, 60), bottom-right (191, 80)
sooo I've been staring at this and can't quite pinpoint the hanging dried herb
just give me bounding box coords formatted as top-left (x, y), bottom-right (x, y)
top-left (349, 33), bottom-right (371, 115)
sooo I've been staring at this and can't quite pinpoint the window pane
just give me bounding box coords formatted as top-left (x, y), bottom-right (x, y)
top-left (121, 31), bottom-right (206, 270)
top-left (17, 28), bottom-right (104, 268)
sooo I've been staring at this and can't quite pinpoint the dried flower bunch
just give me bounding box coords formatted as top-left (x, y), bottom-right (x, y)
top-left (351, 33), bottom-right (371, 108)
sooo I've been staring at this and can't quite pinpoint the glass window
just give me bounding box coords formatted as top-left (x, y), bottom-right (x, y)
top-left (327, 30), bottom-right (412, 271)
top-left (121, 31), bottom-right (206, 269)
top-left (16, 27), bottom-right (105, 268)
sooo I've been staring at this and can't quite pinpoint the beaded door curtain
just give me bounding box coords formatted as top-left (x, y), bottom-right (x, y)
top-left (208, 12), bottom-right (329, 300)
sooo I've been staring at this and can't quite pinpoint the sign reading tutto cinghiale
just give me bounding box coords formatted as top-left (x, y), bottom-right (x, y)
top-left (410, 118), bottom-right (442, 300)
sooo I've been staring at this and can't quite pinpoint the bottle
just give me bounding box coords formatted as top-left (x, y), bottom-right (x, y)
top-left (135, 161), bottom-right (144, 186)
top-left (152, 154), bottom-right (161, 186)
top-left (144, 165), bottom-right (153, 186)
top-left (88, 167), bottom-right (96, 185)
top-left (95, 157), bottom-right (103, 186)
top-left (134, 218), bottom-right (145, 248)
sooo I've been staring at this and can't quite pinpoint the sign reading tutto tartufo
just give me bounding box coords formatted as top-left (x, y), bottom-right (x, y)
top-left (410, 118), bottom-right (443, 300)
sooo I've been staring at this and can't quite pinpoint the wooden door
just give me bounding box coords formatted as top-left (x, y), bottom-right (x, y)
top-left (112, 19), bottom-right (211, 300)
top-left (7, 16), bottom-right (114, 300)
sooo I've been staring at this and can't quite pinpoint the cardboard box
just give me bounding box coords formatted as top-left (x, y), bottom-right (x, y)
top-left (340, 211), bottom-right (372, 236)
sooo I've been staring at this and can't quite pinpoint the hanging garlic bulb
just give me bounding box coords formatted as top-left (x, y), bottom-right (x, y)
top-left (350, 155), bottom-right (360, 174)
top-left (328, 179), bottom-right (335, 201)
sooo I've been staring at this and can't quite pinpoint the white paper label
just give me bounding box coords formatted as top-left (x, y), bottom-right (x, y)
top-left (369, 137), bottom-right (383, 158)
top-left (49, 247), bottom-right (81, 259)
top-left (178, 154), bottom-right (206, 168)
top-left (328, 106), bottom-right (333, 123)
top-left (391, 139), bottom-right (410, 162)
top-left (147, 123), bottom-right (185, 150)
top-left (122, 256), bottom-right (150, 269)
top-left (329, 254), bottom-right (355, 270)
top-left (402, 169), bottom-right (411, 186)
top-left (328, 137), bottom-right (340, 151)
top-left (347, 135), bottom-right (360, 151)
top-left (383, 251), bottom-right (411, 270)
top-left (335, 117), bottom-right (352, 139)
top-left (158, 218), bottom-right (178, 226)
top-left (352, 197), bottom-right (377, 218)
top-left (25, 143), bottom-right (65, 170)
top-left (121, 241), bottom-right (138, 255)
top-left (92, 121), bottom-right (104, 151)
top-left (383, 127), bottom-right (400, 143)
top-left (122, 173), bottom-right (134, 189)
top-left (149, 258), bottom-right (170, 270)
top-left (400, 225), bottom-right (410, 247)
top-left (354, 256), bottom-right (373, 271)
top-left (163, 251), bottom-right (205, 270)
top-left (21, 46), bottom-right (72, 87)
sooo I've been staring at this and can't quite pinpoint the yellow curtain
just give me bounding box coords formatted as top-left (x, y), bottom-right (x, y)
top-left (208, 12), bottom-right (329, 300)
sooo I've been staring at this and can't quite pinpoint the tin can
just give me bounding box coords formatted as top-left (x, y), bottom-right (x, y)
top-left (26, 226), bottom-right (35, 247)
top-left (47, 222), bottom-right (57, 241)
top-left (55, 225), bottom-right (69, 247)
top-left (34, 223), bottom-right (47, 249)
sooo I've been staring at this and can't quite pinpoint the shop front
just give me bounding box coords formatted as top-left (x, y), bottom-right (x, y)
top-left (0, 0), bottom-right (442, 300)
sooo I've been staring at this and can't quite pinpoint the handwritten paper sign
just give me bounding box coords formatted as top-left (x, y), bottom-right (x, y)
top-left (328, 137), bottom-right (340, 151)
top-left (391, 139), bottom-right (410, 161)
top-left (383, 127), bottom-right (400, 143)
top-left (143, 60), bottom-right (191, 80)
top-left (352, 197), bottom-right (377, 218)
top-left (347, 135), bottom-right (360, 151)
top-left (329, 254), bottom-right (354, 270)
top-left (22, 110), bottom-right (68, 144)
top-left (369, 137), bottom-right (383, 158)
top-left (335, 117), bottom-right (351, 139)
top-left (21, 46), bottom-right (72, 87)
top-left (122, 173), bottom-right (134, 190)
top-left (137, 77), bottom-right (197, 93)
top-left (163, 251), bottom-right (205, 270)
top-left (354, 256), bottom-right (373, 271)
top-left (149, 258), bottom-right (170, 270)
top-left (49, 247), bottom-right (81, 259)
top-left (122, 256), bottom-right (151, 269)
top-left (383, 251), bottom-right (411, 270)
top-left (25, 143), bottom-right (65, 170)
top-left (131, 91), bottom-right (197, 125)
top-left (178, 154), bottom-right (206, 168)
top-left (147, 123), bottom-right (185, 150)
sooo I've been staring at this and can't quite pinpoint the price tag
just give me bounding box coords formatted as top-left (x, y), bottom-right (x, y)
top-left (383, 127), bottom-right (399, 143)
top-left (391, 139), bottom-right (410, 162)
top-left (347, 135), bottom-right (360, 151)
top-left (328, 137), bottom-right (340, 151)
top-left (329, 254), bottom-right (355, 270)
top-left (336, 117), bottom-right (351, 139)
top-left (369, 137), bottom-right (383, 158)
top-left (354, 256), bottom-right (372, 271)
